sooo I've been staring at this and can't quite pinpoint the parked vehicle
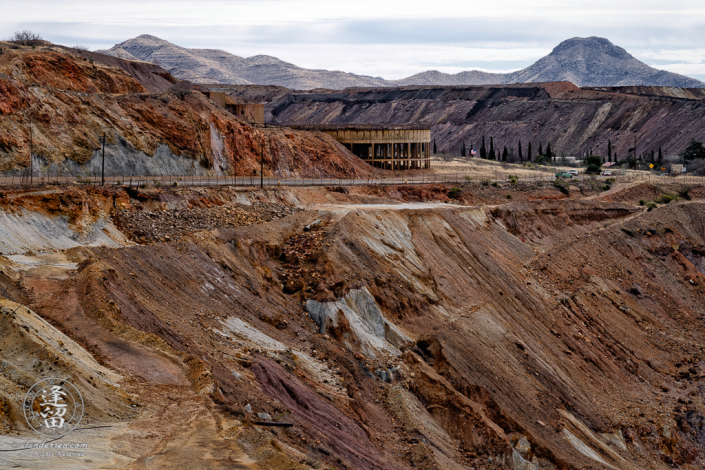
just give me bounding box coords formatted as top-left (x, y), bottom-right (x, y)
top-left (601, 170), bottom-right (612, 176)
top-left (568, 169), bottom-right (579, 177)
top-left (555, 172), bottom-right (573, 179)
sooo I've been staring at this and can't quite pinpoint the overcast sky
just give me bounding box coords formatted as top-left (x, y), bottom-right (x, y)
top-left (3, 0), bottom-right (705, 81)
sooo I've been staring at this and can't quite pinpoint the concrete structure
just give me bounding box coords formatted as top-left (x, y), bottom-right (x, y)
top-left (291, 125), bottom-right (431, 170)
top-left (205, 91), bottom-right (226, 108)
top-left (227, 102), bottom-right (265, 125)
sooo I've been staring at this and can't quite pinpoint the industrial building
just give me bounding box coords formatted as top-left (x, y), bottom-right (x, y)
top-left (290, 124), bottom-right (431, 170)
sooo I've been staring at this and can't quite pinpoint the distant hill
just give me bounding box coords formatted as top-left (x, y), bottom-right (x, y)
top-left (98, 35), bottom-right (388, 90)
top-left (98, 35), bottom-right (705, 89)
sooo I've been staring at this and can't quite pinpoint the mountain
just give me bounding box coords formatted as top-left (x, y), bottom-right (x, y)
top-left (98, 35), bottom-right (705, 89)
top-left (504, 37), bottom-right (704, 87)
top-left (97, 35), bottom-right (388, 89)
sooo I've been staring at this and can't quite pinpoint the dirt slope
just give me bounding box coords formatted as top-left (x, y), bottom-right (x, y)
top-left (0, 183), bottom-right (704, 469)
top-left (0, 44), bottom-right (374, 178)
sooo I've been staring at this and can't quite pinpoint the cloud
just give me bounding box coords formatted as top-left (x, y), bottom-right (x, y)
top-left (2, 0), bottom-right (705, 81)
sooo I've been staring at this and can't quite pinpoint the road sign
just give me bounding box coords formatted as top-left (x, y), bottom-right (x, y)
top-left (661, 167), bottom-right (666, 170)
top-left (649, 164), bottom-right (653, 168)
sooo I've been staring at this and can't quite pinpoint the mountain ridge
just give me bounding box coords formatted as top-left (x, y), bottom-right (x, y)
top-left (97, 35), bottom-right (705, 90)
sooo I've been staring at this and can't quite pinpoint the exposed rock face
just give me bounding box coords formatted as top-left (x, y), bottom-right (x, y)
top-left (0, 44), bottom-right (374, 178)
top-left (2, 183), bottom-right (705, 468)
top-left (99, 35), bottom-right (704, 89)
top-left (257, 82), bottom-right (705, 156)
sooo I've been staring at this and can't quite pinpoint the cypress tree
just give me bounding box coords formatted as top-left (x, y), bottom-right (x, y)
top-left (651, 149), bottom-right (655, 163)
top-left (545, 142), bottom-right (552, 160)
top-left (502, 146), bottom-right (508, 161)
top-left (538, 142), bottom-right (543, 156)
top-left (480, 136), bottom-right (487, 159)
top-left (490, 137), bottom-right (495, 160)
top-left (433, 139), bottom-right (437, 154)
top-left (658, 147), bottom-right (663, 164)
top-left (527, 142), bottom-right (532, 162)
top-left (461, 142), bottom-right (466, 157)
top-left (518, 140), bottom-right (523, 162)
top-left (607, 139), bottom-right (612, 160)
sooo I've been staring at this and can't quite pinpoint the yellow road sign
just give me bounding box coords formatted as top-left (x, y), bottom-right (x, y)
top-left (649, 164), bottom-right (654, 168)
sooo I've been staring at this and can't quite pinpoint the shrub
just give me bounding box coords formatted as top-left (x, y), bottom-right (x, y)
top-left (678, 186), bottom-right (692, 200)
top-left (116, 180), bottom-right (121, 185)
top-left (11, 30), bottom-right (42, 46)
top-left (173, 181), bottom-right (178, 187)
top-left (602, 184), bottom-right (611, 191)
top-left (606, 177), bottom-right (616, 184)
top-left (639, 199), bottom-right (646, 206)
top-left (506, 193), bottom-right (512, 199)
top-left (658, 194), bottom-right (676, 204)
top-left (448, 186), bottom-right (461, 199)
top-left (553, 179), bottom-right (570, 195)
top-left (492, 181), bottom-right (499, 187)
top-left (647, 202), bottom-right (657, 211)
top-left (481, 179), bottom-right (490, 186)
top-left (509, 175), bottom-right (518, 184)
top-left (464, 175), bottom-right (472, 181)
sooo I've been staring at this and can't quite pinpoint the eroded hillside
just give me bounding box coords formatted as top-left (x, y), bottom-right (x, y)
top-left (0, 44), bottom-right (373, 178)
top-left (0, 180), bottom-right (703, 469)
top-left (245, 82), bottom-right (705, 158)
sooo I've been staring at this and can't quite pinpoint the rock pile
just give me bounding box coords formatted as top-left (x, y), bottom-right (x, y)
top-left (115, 201), bottom-right (301, 243)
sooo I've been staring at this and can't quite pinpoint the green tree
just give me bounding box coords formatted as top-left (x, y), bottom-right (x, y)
top-left (545, 142), bottom-right (553, 160)
top-left (658, 147), bottom-right (663, 165)
top-left (502, 146), bottom-right (508, 161)
top-left (586, 154), bottom-right (602, 174)
top-left (518, 140), bottom-right (523, 161)
top-left (607, 139), bottom-right (612, 160)
top-left (538, 142), bottom-right (543, 156)
top-left (461, 142), bottom-right (466, 157)
top-left (490, 137), bottom-right (495, 160)
top-left (433, 139), bottom-right (437, 154)
top-left (480, 136), bottom-right (487, 159)
top-left (682, 139), bottom-right (705, 160)
top-left (527, 142), bottom-right (532, 162)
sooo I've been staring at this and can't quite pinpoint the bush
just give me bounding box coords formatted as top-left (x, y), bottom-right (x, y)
top-left (647, 202), bottom-right (658, 211)
top-left (173, 181), bottom-right (178, 187)
top-left (606, 177), bottom-right (616, 184)
top-left (11, 30), bottom-right (42, 46)
top-left (481, 179), bottom-right (490, 186)
top-left (602, 184), bottom-right (611, 191)
top-left (509, 175), bottom-right (518, 184)
top-left (658, 194), bottom-right (676, 204)
top-left (492, 181), bottom-right (499, 187)
top-left (639, 199), bottom-right (646, 206)
top-left (678, 186), bottom-right (692, 200)
top-left (448, 186), bottom-right (461, 199)
top-left (553, 179), bottom-right (570, 195)
top-left (464, 175), bottom-right (472, 181)
top-left (506, 193), bottom-right (512, 199)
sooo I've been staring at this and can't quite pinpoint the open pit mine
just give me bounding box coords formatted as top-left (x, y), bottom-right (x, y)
top-left (0, 42), bottom-right (705, 470)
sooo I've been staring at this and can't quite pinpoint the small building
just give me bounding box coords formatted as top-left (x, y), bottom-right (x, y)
top-left (671, 164), bottom-right (684, 175)
top-left (204, 91), bottom-right (226, 108)
top-left (225, 99), bottom-right (265, 125)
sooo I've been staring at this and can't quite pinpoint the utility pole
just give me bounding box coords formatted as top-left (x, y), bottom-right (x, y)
top-left (29, 125), bottom-right (33, 185)
top-left (101, 132), bottom-right (106, 186)
top-left (260, 135), bottom-right (264, 189)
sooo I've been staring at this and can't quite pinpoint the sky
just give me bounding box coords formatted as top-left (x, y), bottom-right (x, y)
top-left (3, 0), bottom-right (705, 81)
